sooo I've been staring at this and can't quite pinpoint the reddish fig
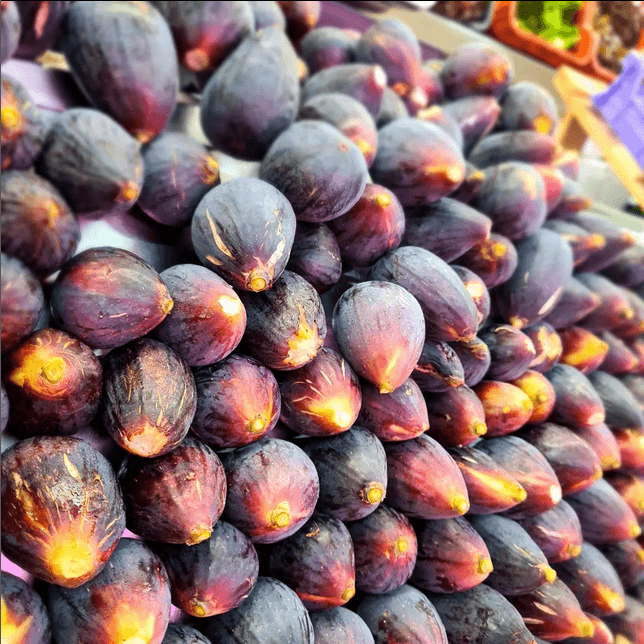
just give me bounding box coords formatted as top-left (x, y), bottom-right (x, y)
top-left (509, 369), bottom-right (556, 424)
top-left (599, 539), bottom-right (644, 591)
top-left (279, 0), bottom-right (320, 43)
top-left (604, 597), bottom-right (644, 644)
top-left (14, 1), bottom-right (69, 60)
top-left (480, 324), bottom-right (536, 382)
top-left (559, 326), bottom-right (609, 374)
top-left (569, 422), bottom-right (622, 472)
top-left (469, 130), bottom-right (558, 168)
top-left (606, 471), bottom-right (644, 522)
top-left (544, 276), bottom-right (601, 330)
top-left (577, 272), bottom-right (635, 333)
top-left (613, 427), bottom-right (644, 474)
top-left (413, 340), bottom-right (465, 393)
top-left (524, 321), bottom-right (563, 373)
top-left (602, 245), bottom-right (644, 289)
top-left (533, 163), bottom-right (566, 213)
top-left (448, 162), bottom-right (486, 204)
top-left (457, 233), bottom-right (518, 288)
top-left (451, 266), bottom-right (491, 326)
top-left (298, 27), bottom-right (356, 73)
top-left (600, 331), bottom-right (640, 374)
top-left (473, 380), bottom-right (534, 437)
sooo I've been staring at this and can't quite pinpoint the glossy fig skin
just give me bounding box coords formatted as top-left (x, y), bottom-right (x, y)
top-left (332, 280), bottom-right (425, 394)
top-left (1, 76), bottom-right (44, 170)
top-left (138, 132), bottom-right (220, 228)
top-left (468, 130), bottom-right (558, 168)
top-left (221, 438), bottom-right (319, 544)
top-left (473, 380), bottom-right (534, 437)
top-left (524, 321), bottom-right (562, 373)
top-left (102, 338), bottom-right (197, 457)
top-left (1, 253), bottom-right (45, 355)
top-left (500, 81), bottom-right (558, 134)
top-left (14, 1), bottom-right (69, 59)
top-left (371, 118), bottom-right (466, 207)
top-left (192, 354), bottom-right (280, 449)
top-left (1, 1), bottom-right (21, 64)
top-left (162, 624), bottom-right (212, 644)
top-left (413, 340), bottom-right (465, 393)
top-left (559, 326), bottom-right (610, 374)
top-left (150, 264), bottom-right (245, 367)
top-left (451, 337), bottom-right (492, 387)
top-left (510, 369), bottom-right (556, 424)
top-left (37, 109), bottom-right (144, 217)
top-left (298, 427), bottom-right (387, 522)
top-left (443, 97), bottom-right (501, 155)
top-left (1, 571), bottom-right (51, 644)
top-left (588, 370), bottom-right (644, 431)
top-left (239, 270), bottom-right (326, 371)
top-left (47, 538), bottom-right (171, 644)
top-left (298, 26), bottom-right (356, 73)
top-left (2, 329), bottom-right (102, 436)
top-left (544, 276), bottom-right (601, 330)
top-left (59, 1), bottom-right (178, 143)
top-left (356, 584), bottom-right (448, 644)
top-left (153, 520), bottom-right (258, 618)
top-left (569, 422), bottom-right (622, 472)
top-left (480, 325), bottom-right (536, 382)
top-left (1, 436), bottom-right (125, 587)
top-left (457, 232), bottom-right (518, 288)
top-left (310, 607), bottom-right (375, 644)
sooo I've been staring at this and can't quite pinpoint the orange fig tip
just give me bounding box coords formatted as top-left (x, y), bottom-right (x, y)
top-left (477, 557), bottom-right (494, 575)
top-left (188, 525), bottom-right (212, 545)
top-left (596, 585), bottom-right (626, 613)
top-left (512, 484), bottom-right (528, 503)
top-left (451, 495), bottom-right (469, 515)
top-left (373, 192), bottom-right (392, 207)
top-left (119, 181), bottom-right (140, 203)
top-left (630, 522), bottom-right (642, 538)
top-left (569, 544), bottom-right (582, 557)
top-left (341, 583), bottom-right (356, 602)
top-left (47, 540), bottom-right (96, 583)
top-left (379, 382), bottom-right (395, 394)
top-left (1, 105), bottom-right (21, 129)
top-left (615, 636), bottom-right (634, 644)
top-left (161, 297), bottom-right (174, 315)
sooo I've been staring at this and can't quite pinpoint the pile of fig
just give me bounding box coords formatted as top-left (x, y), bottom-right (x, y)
top-left (2, 2), bottom-right (644, 643)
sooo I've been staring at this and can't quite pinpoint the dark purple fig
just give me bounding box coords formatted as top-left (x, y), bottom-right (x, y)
top-left (36, 109), bottom-right (143, 217)
top-left (425, 385), bottom-right (488, 447)
top-left (599, 539), bottom-right (644, 591)
top-left (559, 326), bottom-right (610, 374)
top-left (117, 438), bottom-right (226, 545)
top-left (0, 253), bottom-right (44, 355)
top-left (299, 427), bottom-right (387, 521)
top-left (332, 280), bottom-right (425, 393)
top-left (384, 434), bottom-right (470, 519)
top-left (588, 370), bottom-right (644, 431)
top-left (614, 427), bottom-right (644, 474)
top-left (577, 273), bottom-right (635, 333)
top-left (468, 130), bottom-right (558, 168)
top-left (1, 436), bottom-right (125, 587)
top-left (1, 571), bottom-right (51, 644)
top-left (153, 520), bottom-right (258, 618)
top-left (310, 607), bottom-right (374, 644)
top-left (544, 276), bottom-right (602, 330)
top-left (59, 1), bottom-right (178, 143)
top-left (602, 245), bottom-right (644, 288)
top-left (566, 479), bottom-right (641, 544)
top-left (328, 184), bottom-right (405, 268)
top-left (259, 120), bottom-right (368, 223)
top-left (2, 329), bottom-right (102, 436)
top-left (298, 26), bottom-right (356, 73)
top-left (1, 1), bottom-right (21, 63)
top-left (370, 118), bottom-right (466, 207)
top-left (469, 514), bottom-right (556, 595)
top-left (162, 624), bottom-right (212, 644)
top-left (448, 445), bottom-right (527, 514)
top-left (238, 270), bottom-right (326, 371)
top-left (524, 321), bottom-right (563, 373)
top-left (200, 576), bottom-right (314, 644)
top-left (1, 382), bottom-right (9, 433)
top-left (356, 584), bottom-right (448, 644)
top-left (457, 232), bottom-right (518, 288)
top-left (451, 266), bottom-right (491, 326)
top-left (412, 516), bottom-right (493, 593)
top-left (14, 1), bottom-right (68, 59)
top-left (418, 62), bottom-right (444, 106)
top-left (623, 374), bottom-right (644, 409)
top-left (138, 132), bottom-right (220, 228)
top-left (279, 347), bottom-right (361, 436)
top-left (614, 287), bottom-right (644, 339)
top-left (416, 105), bottom-right (464, 149)
top-left (606, 471), bottom-right (644, 522)
top-left (448, 163), bottom-right (486, 204)
top-left (376, 86), bottom-right (409, 127)
top-left (301, 63), bottom-right (387, 118)
top-left (554, 150), bottom-right (580, 180)
top-left (191, 354), bottom-right (280, 449)
top-left (278, 0), bottom-right (320, 43)
top-left (443, 96), bottom-right (501, 156)
top-left (509, 580), bottom-right (595, 641)
top-left (403, 198), bottom-right (492, 263)
top-left (473, 380), bottom-right (534, 437)
top-left (200, 27), bottom-right (300, 160)
top-left (221, 438), bottom-right (319, 543)
top-left (102, 338), bottom-right (197, 457)
top-left (480, 324), bottom-right (536, 382)
top-left (476, 435), bottom-right (562, 519)
top-left (569, 422), bottom-right (622, 472)
top-left (517, 500), bottom-right (583, 564)
top-left (1, 171), bottom-right (79, 277)
top-left (604, 597), bottom-right (644, 644)
top-left (543, 219), bottom-right (606, 267)
top-left (150, 264), bottom-right (245, 366)
top-left (370, 246), bottom-right (478, 343)
top-left (1, 76), bottom-right (44, 170)
top-left (599, 330), bottom-right (640, 374)
top-left (428, 584), bottom-right (536, 644)
top-left (500, 81), bottom-right (558, 134)
top-left (451, 337), bottom-right (492, 387)
top-left (509, 369), bottom-right (556, 424)
top-left (347, 504), bottom-right (417, 594)
top-left (413, 340), bottom-right (465, 393)
top-left (47, 538), bottom-right (170, 644)
top-left (357, 377), bottom-right (429, 442)
top-left (532, 163), bottom-right (566, 213)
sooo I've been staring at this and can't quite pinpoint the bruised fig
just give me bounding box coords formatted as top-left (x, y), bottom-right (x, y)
top-left (509, 369), bottom-right (556, 424)
top-left (451, 337), bottom-right (492, 387)
top-left (102, 338), bottom-right (197, 457)
top-left (1, 571), bottom-right (51, 644)
top-left (524, 321), bottom-right (563, 373)
top-left (559, 326), bottom-right (610, 374)
top-left (544, 276), bottom-right (601, 330)
top-left (1, 436), bottom-right (125, 587)
top-left (413, 340), bottom-right (465, 393)
top-left (298, 27), bottom-right (356, 73)
top-left (310, 608), bottom-right (374, 644)
top-left (457, 233), bottom-right (518, 288)
top-left (473, 380), bottom-right (534, 437)
top-left (118, 438), bottom-right (226, 545)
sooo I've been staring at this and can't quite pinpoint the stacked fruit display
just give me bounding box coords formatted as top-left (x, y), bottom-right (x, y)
top-left (2, 2), bottom-right (644, 643)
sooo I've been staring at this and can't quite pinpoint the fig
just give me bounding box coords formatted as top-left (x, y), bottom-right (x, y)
top-left (1, 1), bottom-right (21, 63)
top-left (451, 337), bottom-right (492, 387)
top-left (480, 324), bottom-right (536, 382)
top-left (310, 608), bottom-right (374, 644)
top-left (569, 422), bottom-right (622, 472)
top-left (298, 26), bottom-right (356, 73)
top-left (451, 266), bottom-right (491, 326)
top-left (279, 0), bottom-right (320, 44)
top-left (599, 330), bottom-right (640, 374)
top-left (469, 130), bottom-right (558, 168)
top-left (376, 86), bottom-right (409, 127)
top-left (509, 369), bottom-right (556, 424)
top-left (14, 1), bottom-right (69, 60)
top-left (443, 96), bottom-right (501, 155)
top-left (1, 571), bottom-right (51, 644)
top-left (524, 321), bottom-right (563, 373)
top-left (544, 276), bottom-right (602, 330)
top-left (413, 340), bottom-right (465, 393)
top-left (587, 370), bottom-right (644, 431)
top-left (500, 81), bottom-right (558, 134)
top-left (559, 326), bottom-right (610, 374)
top-left (577, 272), bottom-right (635, 333)
top-left (473, 380), bottom-right (534, 437)
top-left (457, 232), bottom-right (518, 288)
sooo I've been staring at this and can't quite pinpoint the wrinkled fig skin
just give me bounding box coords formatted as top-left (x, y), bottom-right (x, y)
top-left (117, 438), bottom-right (226, 545)
top-left (356, 584), bottom-right (448, 644)
top-left (602, 245), bottom-right (644, 288)
top-left (162, 624), bottom-right (213, 644)
top-left (1, 383), bottom-right (9, 433)
top-left (36, 108), bottom-right (144, 217)
top-left (286, 222), bottom-right (342, 293)
top-left (588, 370), bottom-right (644, 431)
top-left (1, 76), bottom-right (44, 170)
top-left (260, 120), bottom-right (368, 223)
top-left (192, 354), bottom-right (280, 449)
top-left (59, 1), bottom-right (178, 143)
top-left (1, 572), bottom-right (51, 644)
top-left (371, 247), bottom-right (478, 344)
top-left (413, 340), bottom-right (465, 393)
top-left (201, 577), bottom-right (314, 644)
top-left (2, 329), bottom-right (102, 436)
top-left (1, 253), bottom-right (45, 354)
top-left (102, 338), bottom-right (197, 458)
top-left (1, 436), bottom-right (125, 587)
top-left (50, 248), bottom-right (173, 350)
top-left (569, 422), bottom-right (622, 473)
top-left (299, 427), bottom-right (387, 522)
top-left (376, 86), bottom-right (409, 127)
top-left (443, 96), bottom-right (501, 155)
top-left (153, 520), bottom-right (259, 618)
top-left (371, 118), bottom-right (466, 207)
top-left (47, 538), bottom-right (171, 644)
top-left (524, 321), bottom-right (562, 373)
top-left (301, 63), bottom-right (387, 118)
top-left (428, 585), bottom-right (536, 644)
top-left (221, 438), bottom-right (320, 544)
top-left (480, 325), bottom-right (536, 382)
top-left (299, 26), bottom-right (356, 73)
top-left (152, 1), bottom-right (253, 72)
top-left (1, 171), bottom-right (79, 277)
top-left (332, 281), bottom-right (425, 393)
top-left (151, 264), bottom-right (246, 367)
top-left (451, 266), bottom-right (491, 326)
top-left (468, 130), bottom-right (558, 168)
top-left (544, 276), bottom-right (601, 330)
top-left (577, 272), bottom-right (636, 333)
top-left (310, 607), bottom-right (375, 644)
top-left (192, 177), bottom-right (296, 292)
top-left (457, 232), bottom-right (518, 288)
top-left (1, 1), bottom-right (21, 63)
top-left (14, 1), bottom-right (68, 59)
top-left (201, 27), bottom-right (299, 160)
top-left (451, 337), bottom-right (492, 387)
top-left (500, 81), bottom-right (559, 134)
top-left (238, 270), bottom-right (326, 371)
top-left (138, 132), bottom-right (220, 227)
